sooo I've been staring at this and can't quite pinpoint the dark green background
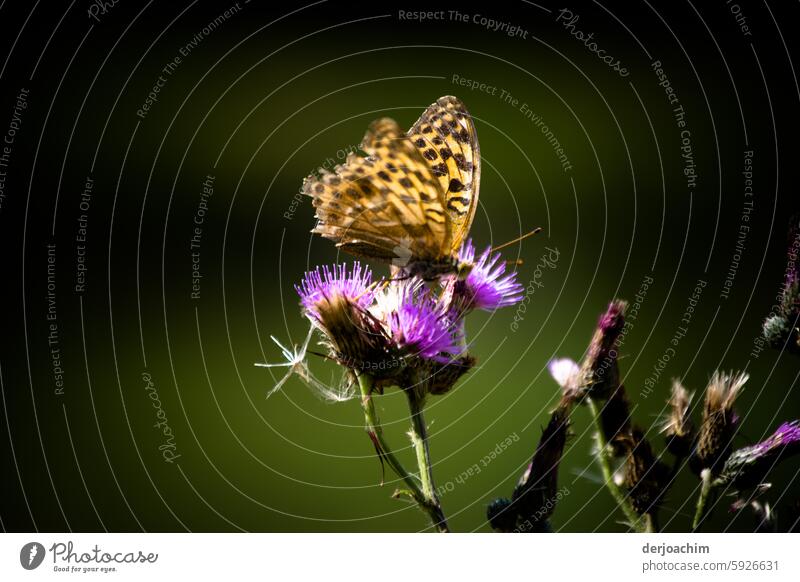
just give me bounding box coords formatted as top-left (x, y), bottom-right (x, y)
top-left (1, 0), bottom-right (799, 532)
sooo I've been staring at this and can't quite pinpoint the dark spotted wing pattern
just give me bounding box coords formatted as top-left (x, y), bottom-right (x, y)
top-left (407, 96), bottom-right (481, 251)
top-left (303, 117), bottom-right (451, 263)
top-left (303, 96), bottom-right (480, 265)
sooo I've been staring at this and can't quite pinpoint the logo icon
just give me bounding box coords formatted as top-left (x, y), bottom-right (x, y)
top-left (392, 237), bottom-right (413, 268)
top-left (20, 542), bottom-right (45, 570)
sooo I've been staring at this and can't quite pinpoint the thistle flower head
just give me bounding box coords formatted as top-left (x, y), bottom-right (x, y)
top-left (296, 262), bottom-right (374, 319)
top-left (446, 239), bottom-right (524, 313)
top-left (704, 371), bottom-right (747, 415)
top-left (782, 263), bottom-right (799, 311)
top-left (716, 420), bottom-right (800, 490)
top-left (377, 279), bottom-right (458, 363)
top-left (761, 215), bottom-right (800, 353)
top-left (692, 371), bottom-right (748, 474)
top-left (753, 420), bottom-right (800, 456)
top-left (295, 263), bottom-right (386, 369)
top-left (762, 314), bottom-right (790, 346)
top-left (580, 300), bottom-right (627, 398)
top-left (661, 379), bottom-right (695, 457)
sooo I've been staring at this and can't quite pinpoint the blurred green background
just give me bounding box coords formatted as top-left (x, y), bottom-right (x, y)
top-left (1, 1), bottom-right (799, 532)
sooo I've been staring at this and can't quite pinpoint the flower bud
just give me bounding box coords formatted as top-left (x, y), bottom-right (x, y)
top-left (486, 498), bottom-right (516, 532)
top-left (580, 300), bottom-right (627, 399)
top-left (423, 354), bottom-right (477, 396)
top-left (761, 215), bottom-right (800, 354)
top-left (511, 404), bottom-right (570, 527)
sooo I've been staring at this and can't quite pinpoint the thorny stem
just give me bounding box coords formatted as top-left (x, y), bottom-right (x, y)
top-left (586, 397), bottom-right (649, 533)
top-left (356, 374), bottom-right (449, 532)
top-left (692, 468), bottom-right (713, 531)
top-left (406, 390), bottom-right (449, 532)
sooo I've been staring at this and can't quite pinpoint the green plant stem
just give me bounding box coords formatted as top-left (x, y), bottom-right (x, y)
top-left (357, 374), bottom-right (448, 532)
top-left (692, 468), bottom-right (713, 531)
top-left (586, 397), bottom-right (648, 533)
top-left (406, 391), bottom-right (449, 532)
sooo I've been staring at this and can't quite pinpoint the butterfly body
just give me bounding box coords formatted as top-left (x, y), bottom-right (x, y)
top-left (303, 96), bottom-right (481, 276)
top-left (393, 256), bottom-right (474, 282)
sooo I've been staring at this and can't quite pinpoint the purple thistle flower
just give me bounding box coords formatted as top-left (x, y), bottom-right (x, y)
top-left (753, 421), bottom-right (800, 456)
top-left (716, 420), bottom-right (800, 489)
top-left (447, 239), bottom-right (524, 312)
top-left (293, 262), bottom-right (389, 370)
top-left (295, 262), bottom-right (373, 320)
top-left (579, 299), bottom-right (627, 400)
top-left (377, 279), bottom-right (458, 362)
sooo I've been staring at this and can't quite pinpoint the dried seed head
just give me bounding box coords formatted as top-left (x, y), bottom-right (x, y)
top-left (661, 379), bottom-right (695, 457)
top-left (692, 371), bottom-right (748, 474)
top-left (548, 358), bottom-right (583, 404)
top-left (622, 427), bottom-right (671, 515)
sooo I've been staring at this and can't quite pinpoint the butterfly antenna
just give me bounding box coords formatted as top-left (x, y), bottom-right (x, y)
top-left (490, 228), bottom-right (542, 253)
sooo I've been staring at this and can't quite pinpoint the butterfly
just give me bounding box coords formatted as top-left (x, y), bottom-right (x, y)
top-left (302, 96), bottom-right (481, 278)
